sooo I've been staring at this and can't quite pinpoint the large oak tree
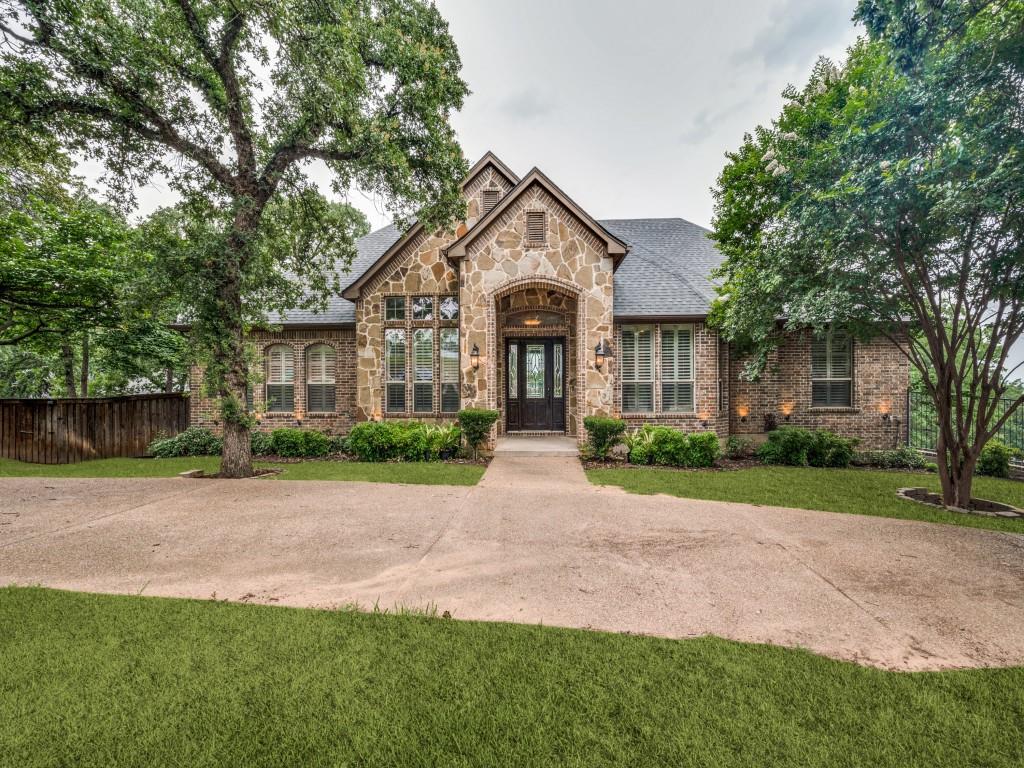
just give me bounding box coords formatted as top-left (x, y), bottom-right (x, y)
top-left (1, 0), bottom-right (468, 476)
top-left (710, 0), bottom-right (1024, 507)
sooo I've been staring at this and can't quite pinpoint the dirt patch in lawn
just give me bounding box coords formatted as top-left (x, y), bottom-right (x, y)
top-left (897, 487), bottom-right (1024, 518)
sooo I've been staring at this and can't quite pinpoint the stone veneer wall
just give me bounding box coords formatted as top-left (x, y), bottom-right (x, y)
top-left (353, 163), bottom-right (517, 422)
top-left (729, 332), bottom-right (909, 449)
top-left (612, 321), bottom-right (730, 438)
top-left (189, 327), bottom-right (357, 434)
top-left (458, 183), bottom-right (616, 438)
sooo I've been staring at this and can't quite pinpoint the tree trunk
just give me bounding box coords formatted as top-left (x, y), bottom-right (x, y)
top-left (61, 343), bottom-right (77, 397)
top-left (165, 367), bottom-right (174, 394)
top-left (80, 332), bottom-right (89, 397)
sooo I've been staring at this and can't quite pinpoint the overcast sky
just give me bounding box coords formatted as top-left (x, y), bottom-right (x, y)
top-left (76, 0), bottom-right (1024, 378)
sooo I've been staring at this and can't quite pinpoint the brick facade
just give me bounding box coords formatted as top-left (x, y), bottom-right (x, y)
top-left (189, 328), bottom-right (357, 435)
top-left (729, 332), bottom-right (909, 450)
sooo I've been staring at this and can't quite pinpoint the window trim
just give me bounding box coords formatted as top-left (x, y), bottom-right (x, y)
top-left (384, 328), bottom-right (407, 414)
top-left (384, 295), bottom-right (406, 322)
top-left (661, 324), bottom-right (695, 413)
top-left (264, 344), bottom-right (295, 414)
top-left (810, 330), bottom-right (854, 408)
top-left (620, 324), bottom-right (655, 413)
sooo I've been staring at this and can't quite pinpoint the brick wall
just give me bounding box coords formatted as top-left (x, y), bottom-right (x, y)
top-left (189, 327), bottom-right (358, 436)
top-left (729, 332), bottom-right (909, 449)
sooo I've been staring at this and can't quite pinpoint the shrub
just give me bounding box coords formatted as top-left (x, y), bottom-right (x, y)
top-left (625, 425), bottom-right (656, 465)
top-left (978, 440), bottom-right (1012, 478)
top-left (725, 436), bottom-right (753, 459)
top-left (650, 427), bottom-right (689, 467)
top-left (394, 422), bottom-right (430, 462)
top-left (267, 428), bottom-right (331, 458)
top-left (583, 416), bottom-right (626, 460)
top-left (757, 427), bottom-right (855, 468)
top-left (148, 427), bottom-right (222, 458)
top-left (925, 461), bottom-right (938, 473)
top-left (807, 430), bottom-right (857, 468)
top-left (347, 422), bottom-right (400, 462)
top-left (424, 424), bottom-right (461, 459)
top-left (853, 447), bottom-right (925, 470)
top-left (458, 408), bottom-right (499, 458)
top-left (756, 427), bottom-right (813, 466)
top-left (250, 431), bottom-right (274, 456)
top-left (687, 431), bottom-right (721, 468)
top-left (346, 421), bottom-right (459, 462)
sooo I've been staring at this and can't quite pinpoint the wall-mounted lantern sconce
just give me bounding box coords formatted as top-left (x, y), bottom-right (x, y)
top-left (594, 339), bottom-right (612, 370)
top-left (471, 343), bottom-right (480, 371)
top-left (737, 405), bottom-right (749, 424)
top-left (881, 412), bottom-right (891, 423)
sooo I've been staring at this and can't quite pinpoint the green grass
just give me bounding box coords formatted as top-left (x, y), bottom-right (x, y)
top-left (0, 456), bottom-right (484, 485)
top-left (0, 588), bottom-right (1021, 767)
top-left (587, 465), bottom-right (1024, 533)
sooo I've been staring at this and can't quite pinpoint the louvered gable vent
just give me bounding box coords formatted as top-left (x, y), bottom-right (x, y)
top-left (526, 211), bottom-right (546, 243)
top-left (482, 189), bottom-right (499, 214)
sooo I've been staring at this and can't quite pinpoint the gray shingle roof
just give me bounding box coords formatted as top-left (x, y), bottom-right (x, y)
top-left (600, 218), bottom-right (724, 318)
top-left (264, 223), bottom-right (402, 325)
top-left (267, 217), bottom-right (723, 325)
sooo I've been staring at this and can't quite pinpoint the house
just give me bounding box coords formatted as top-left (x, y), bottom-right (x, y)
top-left (189, 152), bottom-right (908, 449)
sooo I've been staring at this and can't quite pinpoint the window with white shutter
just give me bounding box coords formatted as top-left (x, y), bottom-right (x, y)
top-left (482, 188), bottom-right (499, 214)
top-left (305, 344), bottom-right (336, 413)
top-left (413, 328), bottom-right (434, 413)
top-left (265, 345), bottom-right (294, 412)
top-left (385, 329), bottom-right (406, 413)
top-left (621, 326), bottom-right (654, 412)
top-left (526, 211), bottom-right (546, 244)
top-left (440, 328), bottom-right (459, 413)
top-left (811, 330), bottom-right (853, 407)
top-left (661, 325), bottom-right (694, 412)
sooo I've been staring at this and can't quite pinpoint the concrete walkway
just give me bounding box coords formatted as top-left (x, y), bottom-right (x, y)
top-left (2, 456), bottom-right (1023, 670)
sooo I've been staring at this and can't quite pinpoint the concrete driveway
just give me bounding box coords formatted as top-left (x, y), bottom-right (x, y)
top-left (2, 457), bottom-right (1023, 670)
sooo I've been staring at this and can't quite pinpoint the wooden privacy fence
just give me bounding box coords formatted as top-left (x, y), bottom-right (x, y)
top-left (0, 394), bottom-right (189, 464)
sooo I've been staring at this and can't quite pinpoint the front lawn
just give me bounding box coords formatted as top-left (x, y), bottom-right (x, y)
top-left (587, 465), bottom-right (1024, 533)
top-left (1, 588), bottom-right (1021, 768)
top-left (0, 456), bottom-right (484, 485)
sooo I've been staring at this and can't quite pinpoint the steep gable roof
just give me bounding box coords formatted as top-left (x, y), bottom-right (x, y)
top-left (443, 167), bottom-right (628, 264)
top-left (340, 151), bottom-right (518, 300)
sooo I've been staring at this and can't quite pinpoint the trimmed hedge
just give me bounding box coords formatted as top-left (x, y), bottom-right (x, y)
top-left (457, 409), bottom-right (499, 458)
top-left (148, 427), bottom-right (222, 458)
top-left (269, 428), bottom-right (335, 458)
top-left (756, 427), bottom-right (857, 468)
top-left (583, 416), bottom-right (626, 459)
top-left (346, 421), bottom-right (461, 462)
top-left (625, 425), bottom-right (721, 468)
top-left (853, 446), bottom-right (925, 470)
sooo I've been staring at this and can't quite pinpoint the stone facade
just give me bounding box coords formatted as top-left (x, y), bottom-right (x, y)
top-left (729, 332), bottom-right (909, 450)
top-left (187, 154), bottom-right (910, 452)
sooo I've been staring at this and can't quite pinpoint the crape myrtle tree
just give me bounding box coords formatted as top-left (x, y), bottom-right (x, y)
top-left (0, 0), bottom-right (469, 477)
top-left (709, 0), bottom-right (1024, 508)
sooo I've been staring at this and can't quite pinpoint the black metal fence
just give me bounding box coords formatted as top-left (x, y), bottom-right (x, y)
top-left (908, 390), bottom-right (1024, 456)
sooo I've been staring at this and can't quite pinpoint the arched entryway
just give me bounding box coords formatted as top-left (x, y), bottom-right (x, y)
top-left (489, 278), bottom-right (584, 436)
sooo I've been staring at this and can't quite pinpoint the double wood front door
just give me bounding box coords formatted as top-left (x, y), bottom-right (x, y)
top-left (505, 338), bottom-right (566, 432)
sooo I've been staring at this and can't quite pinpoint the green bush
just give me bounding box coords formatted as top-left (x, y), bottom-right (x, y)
top-left (757, 427), bottom-right (855, 468)
top-left (650, 427), bottom-right (689, 467)
top-left (346, 421), bottom-right (459, 462)
top-left (457, 409), bottom-right (499, 458)
top-left (268, 428), bottom-right (334, 458)
top-left (978, 440), bottom-right (1012, 478)
top-left (853, 447), bottom-right (925, 469)
top-left (807, 430), bottom-right (857, 468)
top-left (250, 431), bottom-right (274, 456)
top-left (687, 432), bottom-right (721, 468)
top-left (625, 425), bottom-right (656, 465)
top-left (725, 436), bottom-right (753, 459)
top-left (347, 422), bottom-right (399, 462)
top-left (583, 416), bottom-right (626, 460)
top-left (424, 424), bottom-right (461, 459)
top-left (148, 427), bottom-right (222, 458)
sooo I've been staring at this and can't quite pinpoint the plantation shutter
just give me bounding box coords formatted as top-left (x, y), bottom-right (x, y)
top-left (661, 326), bottom-right (694, 412)
top-left (811, 331), bottom-right (852, 407)
top-left (482, 189), bottom-right (499, 214)
top-left (413, 328), bottom-right (434, 413)
top-left (385, 329), bottom-right (406, 413)
top-left (306, 344), bottom-right (336, 413)
top-left (526, 211), bottom-right (546, 243)
top-left (440, 328), bottom-right (459, 413)
top-left (265, 345), bottom-right (294, 412)
top-left (621, 326), bottom-right (653, 412)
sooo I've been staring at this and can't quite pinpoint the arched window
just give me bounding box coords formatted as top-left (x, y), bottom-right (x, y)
top-left (306, 344), bottom-right (336, 413)
top-left (265, 345), bottom-right (294, 412)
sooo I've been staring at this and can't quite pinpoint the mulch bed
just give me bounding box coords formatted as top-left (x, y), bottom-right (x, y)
top-left (896, 487), bottom-right (1024, 518)
top-left (251, 454), bottom-right (489, 466)
top-left (197, 468), bottom-right (282, 479)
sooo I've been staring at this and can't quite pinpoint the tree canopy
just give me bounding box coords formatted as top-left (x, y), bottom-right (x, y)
top-left (710, 0), bottom-right (1024, 506)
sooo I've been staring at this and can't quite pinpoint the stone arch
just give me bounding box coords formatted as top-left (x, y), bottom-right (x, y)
top-left (486, 275), bottom-right (588, 436)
